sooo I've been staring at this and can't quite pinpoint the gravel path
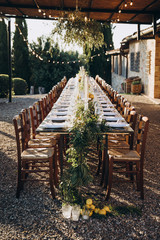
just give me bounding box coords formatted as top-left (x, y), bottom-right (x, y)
top-left (0, 94), bottom-right (160, 240)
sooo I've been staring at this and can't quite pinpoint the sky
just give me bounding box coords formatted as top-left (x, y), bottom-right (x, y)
top-left (11, 19), bottom-right (151, 53)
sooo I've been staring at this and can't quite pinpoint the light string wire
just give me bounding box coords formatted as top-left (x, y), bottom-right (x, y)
top-left (14, 22), bottom-right (111, 65)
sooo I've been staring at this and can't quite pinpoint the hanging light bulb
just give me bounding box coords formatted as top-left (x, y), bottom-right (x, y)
top-left (130, 0), bottom-right (133, 6)
top-left (84, 16), bottom-right (87, 22)
top-left (38, 9), bottom-right (41, 13)
top-left (124, 1), bottom-right (127, 7)
top-left (43, 12), bottom-right (46, 16)
top-left (118, 9), bottom-right (121, 13)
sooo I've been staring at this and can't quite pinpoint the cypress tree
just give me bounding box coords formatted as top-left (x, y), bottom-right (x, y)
top-left (84, 23), bottom-right (114, 84)
top-left (0, 19), bottom-right (8, 74)
top-left (13, 18), bottom-right (31, 91)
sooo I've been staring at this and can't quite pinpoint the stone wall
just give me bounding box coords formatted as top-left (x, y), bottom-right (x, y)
top-left (128, 39), bottom-right (155, 98)
top-left (154, 35), bottom-right (160, 98)
top-left (111, 72), bottom-right (125, 93)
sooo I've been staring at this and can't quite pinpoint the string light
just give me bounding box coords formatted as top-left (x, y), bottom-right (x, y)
top-left (84, 16), bottom-right (88, 22)
top-left (14, 22), bottom-right (108, 66)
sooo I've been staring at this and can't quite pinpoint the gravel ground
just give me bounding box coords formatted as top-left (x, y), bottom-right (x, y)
top-left (0, 94), bottom-right (160, 240)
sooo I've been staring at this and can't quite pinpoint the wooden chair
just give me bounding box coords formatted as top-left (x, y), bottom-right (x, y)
top-left (21, 108), bottom-right (56, 148)
top-left (13, 113), bottom-right (56, 199)
top-left (106, 115), bottom-right (149, 200)
top-left (108, 110), bottom-right (137, 149)
top-left (29, 104), bottom-right (61, 182)
top-left (29, 102), bottom-right (59, 140)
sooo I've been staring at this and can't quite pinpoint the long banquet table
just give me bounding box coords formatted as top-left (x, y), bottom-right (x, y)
top-left (36, 76), bottom-right (134, 189)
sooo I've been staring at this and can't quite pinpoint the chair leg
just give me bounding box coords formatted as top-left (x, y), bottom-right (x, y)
top-left (105, 157), bottom-right (113, 200)
top-left (16, 179), bottom-right (23, 198)
top-left (136, 162), bottom-right (140, 191)
top-left (49, 157), bottom-right (55, 199)
top-left (140, 168), bottom-right (144, 200)
top-left (16, 160), bottom-right (23, 198)
top-left (96, 148), bottom-right (102, 176)
top-left (53, 148), bottom-right (58, 187)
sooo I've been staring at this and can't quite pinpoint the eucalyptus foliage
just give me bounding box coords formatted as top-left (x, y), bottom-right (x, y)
top-left (53, 12), bottom-right (104, 49)
top-left (60, 101), bottom-right (109, 204)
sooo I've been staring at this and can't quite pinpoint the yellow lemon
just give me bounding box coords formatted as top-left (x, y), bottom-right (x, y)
top-left (99, 209), bottom-right (106, 215)
top-left (86, 199), bottom-right (92, 205)
top-left (89, 211), bottom-right (93, 217)
top-left (90, 204), bottom-right (95, 210)
top-left (89, 93), bottom-right (94, 99)
top-left (94, 208), bottom-right (100, 214)
top-left (103, 206), bottom-right (111, 212)
top-left (86, 204), bottom-right (91, 209)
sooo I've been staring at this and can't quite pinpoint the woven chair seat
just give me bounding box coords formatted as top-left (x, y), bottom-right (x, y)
top-left (35, 133), bottom-right (60, 139)
top-left (28, 138), bottom-right (56, 148)
top-left (108, 134), bottom-right (126, 141)
top-left (108, 140), bottom-right (130, 149)
top-left (21, 148), bottom-right (54, 160)
top-left (108, 148), bottom-right (140, 161)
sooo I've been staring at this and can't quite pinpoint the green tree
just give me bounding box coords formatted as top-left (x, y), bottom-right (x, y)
top-left (13, 18), bottom-right (31, 91)
top-left (84, 23), bottom-right (114, 84)
top-left (30, 37), bottom-right (85, 93)
top-left (0, 19), bottom-right (8, 74)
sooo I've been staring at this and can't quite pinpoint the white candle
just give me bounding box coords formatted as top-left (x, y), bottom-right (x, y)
top-left (84, 76), bottom-right (88, 110)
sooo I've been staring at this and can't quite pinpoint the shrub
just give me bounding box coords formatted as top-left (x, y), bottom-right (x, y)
top-left (0, 74), bottom-right (9, 98)
top-left (12, 78), bottom-right (28, 95)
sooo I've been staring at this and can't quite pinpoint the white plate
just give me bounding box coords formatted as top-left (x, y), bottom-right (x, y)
top-left (103, 112), bottom-right (116, 116)
top-left (42, 123), bottom-right (66, 129)
top-left (103, 108), bottom-right (114, 112)
top-left (56, 112), bottom-right (68, 116)
top-left (47, 116), bottom-right (67, 121)
top-left (106, 122), bottom-right (129, 128)
top-left (102, 116), bottom-right (124, 122)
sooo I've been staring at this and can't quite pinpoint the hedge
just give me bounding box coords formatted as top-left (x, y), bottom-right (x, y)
top-left (0, 74), bottom-right (9, 98)
top-left (12, 78), bottom-right (28, 95)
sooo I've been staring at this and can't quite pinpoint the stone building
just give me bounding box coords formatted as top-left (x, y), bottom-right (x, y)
top-left (107, 24), bottom-right (160, 99)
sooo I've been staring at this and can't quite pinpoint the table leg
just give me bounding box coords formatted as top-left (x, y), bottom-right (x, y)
top-left (59, 135), bottom-right (64, 176)
top-left (100, 134), bottom-right (109, 188)
top-left (103, 134), bottom-right (109, 188)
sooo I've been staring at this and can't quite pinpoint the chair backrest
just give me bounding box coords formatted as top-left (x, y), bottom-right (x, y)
top-left (29, 102), bottom-right (41, 138)
top-left (39, 98), bottom-right (47, 121)
top-left (21, 109), bottom-right (30, 147)
top-left (136, 115), bottom-right (149, 163)
top-left (13, 113), bottom-right (25, 160)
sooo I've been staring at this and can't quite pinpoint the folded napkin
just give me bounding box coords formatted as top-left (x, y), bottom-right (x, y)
top-left (103, 112), bottom-right (116, 116)
top-left (57, 108), bottom-right (68, 112)
top-left (55, 105), bottom-right (69, 109)
top-left (106, 122), bottom-right (129, 128)
top-left (103, 116), bottom-right (124, 122)
top-left (42, 123), bottom-right (66, 129)
top-left (47, 116), bottom-right (67, 122)
top-left (101, 103), bottom-right (113, 107)
top-left (56, 112), bottom-right (68, 116)
top-left (103, 108), bottom-right (114, 112)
